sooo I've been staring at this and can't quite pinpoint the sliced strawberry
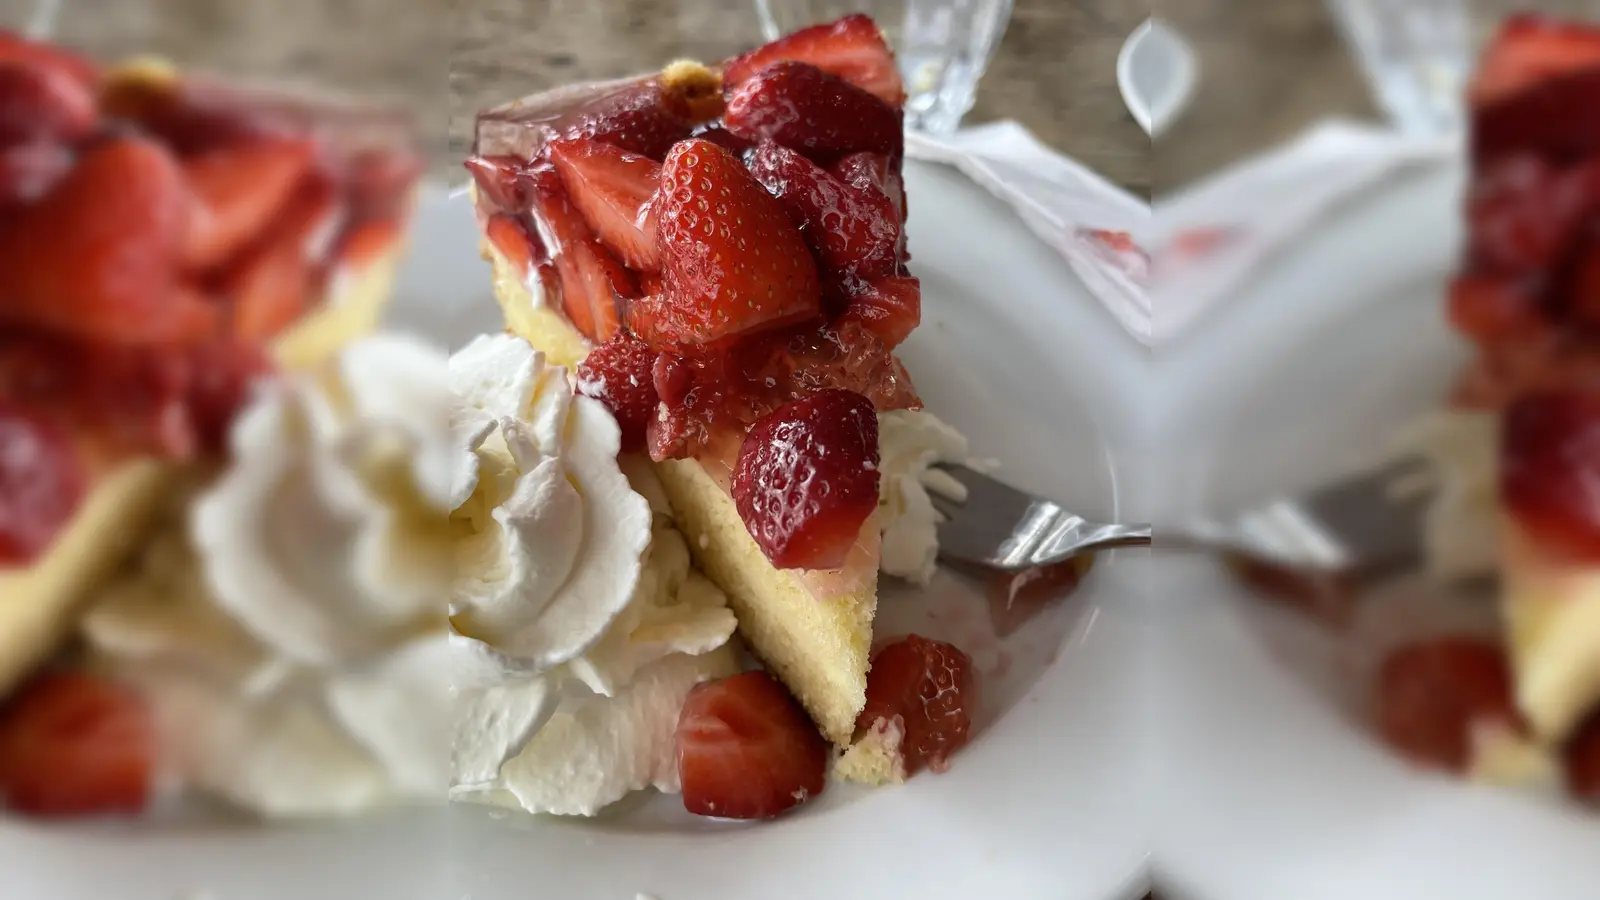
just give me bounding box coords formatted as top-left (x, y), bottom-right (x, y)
top-left (857, 635), bottom-right (976, 776)
top-left (0, 671), bottom-right (152, 817)
top-left (526, 165), bottom-right (634, 342)
top-left (182, 138), bottom-right (318, 270)
top-left (722, 14), bottom-right (905, 107)
top-left (465, 154), bottom-right (536, 214)
top-left (485, 213), bottom-right (540, 274)
top-left (548, 138), bottom-right (662, 270)
top-left (0, 31), bottom-right (98, 91)
top-left (553, 83), bottom-right (694, 161)
top-left (332, 216), bottom-right (403, 271)
top-left (1376, 636), bottom-right (1518, 773)
top-left (0, 61), bottom-right (96, 145)
top-left (732, 388), bottom-right (879, 569)
top-left (726, 61), bottom-right (901, 159)
top-left (1446, 273), bottom-right (1546, 341)
top-left (640, 139), bottom-right (820, 348)
top-left (748, 142), bottom-right (900, 278)
top-left (0, 136), bottom-right (216, 345)
top-left (220, 176), bottom-right (340, 342)
top-left (99, 76), bottom-right (292, 158)
top-left (832, 150), bottom-right (905, 221)
top-left (1501, 389), bottom-right (1600, 560)
top-left (676, 671), bottom-right (827, 819)
top-left (0, 400), bottom-right (85, 564)
top-left (1470, 14), bottom-right (1600, 108)
top-left (575, 330), bottom-right (659, 453)
top-left (0, 139), bottom-right (72, 208)
top-left (838, 274), bottom-right (920, 348)
top-left (1466, 155), bottom-right (1595, 273)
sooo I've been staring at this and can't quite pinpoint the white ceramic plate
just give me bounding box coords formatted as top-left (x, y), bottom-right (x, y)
top-left (3, 168), bottom-right (1154, 900)
top-left (1151, 157), bottom-right (1600, 899)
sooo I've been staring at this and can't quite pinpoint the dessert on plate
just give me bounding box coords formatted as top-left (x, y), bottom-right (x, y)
top-left (455, 16), bottom-right (998, 817)
top-left (0, 32), bottom-right (425, 817)
top-left (1358, 15), bottom-right (1600, 799)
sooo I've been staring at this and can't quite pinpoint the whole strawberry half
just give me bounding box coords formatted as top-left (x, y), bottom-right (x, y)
top-left (725, 61), bottom-right (902, 159)
top-left (732, 387), bottom-right (879, 570)
top-left (575, 330), bottom-right (660, 453)
top-left (722, 13), bottom-right (905, 108)
top-left (676, 671), bottom-right (828, 820)
top-left (631, 138), bottom-right (820, 349)
top-left (857, 635), bottom-right (977, 776)
top-left (747, 141), bottom-right (901, 279)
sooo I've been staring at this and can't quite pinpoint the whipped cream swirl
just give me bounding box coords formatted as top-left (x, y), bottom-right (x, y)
top-left (84, 336), bottom-right (458, 817)
top-left (448, 335), bottom-right (736, 816)
top-left (878, 409), bottom-right (972, 586)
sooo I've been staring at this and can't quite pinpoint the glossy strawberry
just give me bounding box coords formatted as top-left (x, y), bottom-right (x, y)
top-left (0, 31), bottom-right (97, 91)
top-left (182, 138), bottom-right (317, 270)
top-left (0, 671), bottom-right (152, 817)
top-left (464, 154), bottom-right (536, 213)
top-left (1501, 389), bottom-right (1600, 559)
top-left (0, 400), bottom-right (84, 564)
top-left (1376, 636), bottom-right (1518, 772)
top-left (0, 61), bottom-right (95, 145)
top-left (183, 338), bottom-right (274, 454)
top-left (731, 388), bottom-right (879, 569)
top-left (634, 139), bottom-right (820, 348)
top-left (99, 76), bottom-right (292, 158)
top-left (832, 150), bottom-right (905, 221)
top-left (0, 138), bottom-right (71, 208)
top-left (837, 273), bottom-right (920, 348)
top-left (722, 14), bottom-right (905, 107)
top-left (1446, 273), bottom-right (1545, 341)
top-left (676, 671), bottom-right (827, 819)
top-left (857, 635), bottom-right (976, 776)
top-left (484, 212), bottom-right (542, 275)
top-left (343, 148), bottom-right (424, 222)
top-left (1470, 14), bottom-right (1600, 108)
top-left (575, 330), bottom-right (659, 453)
top-left (553, 83), bottom-right (695, 160)
top-left (725, 61), bottom-right (902, 159)
top-left (222, 173), bottom-right (340, 342)
top-left (1466, 155), bottom-right (1594, 272)
top-left (1474, 66), bottom-right (1600, 165)
top-left (747, 141), bottom-right (901, 278)
top-left (526, 164), bottom-right (635, 342)
top-left (0, 135), bottom-right (217, 345)
top-left (548, 138), bottom-right (662, 270)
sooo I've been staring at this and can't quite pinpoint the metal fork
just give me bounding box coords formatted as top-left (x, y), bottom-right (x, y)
top-left (929, 464), bottom-right (1152, 572)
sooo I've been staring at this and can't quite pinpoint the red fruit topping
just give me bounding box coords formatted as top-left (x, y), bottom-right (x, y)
top-left (0, 61), bottom-right (95, 146)
top-left (334, 216), bottom-right (404, 271)
top-left (575, 330), bottom-right (659, 453)
top-left (747, 142), bottom-right (901, 278)
top-left (838, 273), bottom-right (921, 348)
top-left (722, 14), bottom-right (906, 108)
top-left (987, 556), bottom-right (1095, 638)
top-left (465, 154), bottom-right (536, 213)
top-left (1474, 66), bottom-right (1600, 165)
top-left (0, 31), bottom-right (98, 91)
top-left (0, 400), bottom-right (84, 564)
top-left (182, 138), bottom-right (317, 270)
top-left (857, 635), bottom-right (976, 776)
top-left (526, 165), bottom-right (635, 342)
top-left (1470, 14), bottom-right (1600, 109)
top-left (1501, 389), bottom-right (1600, 560)
top-left (1446, 273), bottom-right (1545, 341)
top-left (548, 138), bottom-right (662, 270)
top-left (0, 139), bottom-right (72, 208)
top-left (725, 61), bottom-right (902, 159)
top-left (222, 174), bottom-right (341, 342)
top-left (182, 339), bottom-right (273, 454)
top-left (553, 83), bottom-right (695, 161)
top-left (1466, 155), bottom-right (1595, 273)
top-left (832, 150), bottom-right (905, 220)
top-left (0, 671), bottom-right (152, 818)
top-left (484, 213), bottom-right (541, 275)
top-left (640, 139), bottom-right (820, 348)
top-left (343, 148), bottom-right (424, 222)
top-left (676, 671), bottom-right (827, 820)
top-left (731, 388), bottom-right (879, 569)
top-left (0, 136), bottom-right (217, 346)
top-left (1376, 636), bottom-right (1518, 773)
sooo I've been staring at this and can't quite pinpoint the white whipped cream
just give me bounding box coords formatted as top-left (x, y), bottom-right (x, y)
top-left (878, 409), bottom-right (972, 586)
top-left (448, 335), bottom-right (736, 816)
top-left (84, 336), bottom-right (458, 817)
top-left (1391, 410), bottom-right (1500, 582)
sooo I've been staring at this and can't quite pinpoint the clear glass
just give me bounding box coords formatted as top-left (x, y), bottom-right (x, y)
top-left (754, 0), bottom-right (1015, 136)
top-left (1325, 0), bottom-right (1471, 136)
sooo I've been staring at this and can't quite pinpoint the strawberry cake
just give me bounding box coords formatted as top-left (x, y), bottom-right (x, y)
top-left (462, 15), bottom-right (985, 805)
top-left (1370, 15), bottom-right (1600, 799)
top-left (0, 33), bottom-right (422, 815)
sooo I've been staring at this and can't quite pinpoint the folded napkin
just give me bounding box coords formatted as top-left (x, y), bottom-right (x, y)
top-left (1148, 120), bottom-right (1457, 342)
top-left (906, 122), bottom-right (1154, 343)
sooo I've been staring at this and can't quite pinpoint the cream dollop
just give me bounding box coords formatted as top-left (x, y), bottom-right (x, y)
top-left (1391, 410), bottom-right (1499, 582)
top-left (448, 336), bottom-right (736, 815)
top-left (878, 409), bottom-right (972, 586)
top-left (84, 336), bottom-right (458, 816)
